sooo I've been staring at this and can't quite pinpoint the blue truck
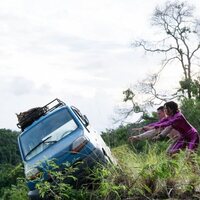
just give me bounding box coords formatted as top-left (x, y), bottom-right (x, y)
top-left (17, 99), bottom-right (116, 199)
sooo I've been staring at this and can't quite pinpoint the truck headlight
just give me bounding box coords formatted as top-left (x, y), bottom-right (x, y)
top-left (25, 167), bottom-right (40, 180)
top-left (71, 136), bottom-right (88, 153)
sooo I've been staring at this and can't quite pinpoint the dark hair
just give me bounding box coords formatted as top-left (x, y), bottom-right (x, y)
top-left (164, 101), bottom-right (179, 114)
top-left (157, 106), bottom-right (164, 111)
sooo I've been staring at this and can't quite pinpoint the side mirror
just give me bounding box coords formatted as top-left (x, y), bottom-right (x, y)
top-left (83, 115), bottom-right (89, 126)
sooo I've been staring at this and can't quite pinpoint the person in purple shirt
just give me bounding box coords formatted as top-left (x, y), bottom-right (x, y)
top-left (128, 106), bottom-right (180, 142)
top-left (151, 101), bottom-right (199, 155)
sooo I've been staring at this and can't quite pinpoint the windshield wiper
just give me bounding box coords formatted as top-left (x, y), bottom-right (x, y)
top-left (25, 136), bottom-right (56, 158)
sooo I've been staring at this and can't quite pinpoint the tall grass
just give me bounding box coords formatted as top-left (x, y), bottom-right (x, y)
top-left (112, 141), bottom-right (200, 199)
top-left (34, 141), bottom-right (200, 199)
top-left (2, 141), bottom-right (200, 199)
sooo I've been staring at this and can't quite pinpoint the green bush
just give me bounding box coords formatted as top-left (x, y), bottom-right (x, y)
top-left (0, 129), bottom-right (21, 165)
top-left (112, 142), bottom-right (200, 199)
top-left (101, 126), bottom-right (128, 148)
top-left (0, 164), bottom-right (24, 196)
top-left (180, 98), bottom-right (200, 132)
top-left (1, 178), bottom-right (28, 200)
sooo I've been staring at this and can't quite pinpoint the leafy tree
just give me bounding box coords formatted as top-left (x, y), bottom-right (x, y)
top-left (102, 126), bottom-right (129, 148)
top-left (0, 163), bottom-right (25, 198)
top-left (1, 178), bottom-right (28, 200)
top-left (0, 129), bottom-right (24, 198)
top-left (180, 76), bottom-right (200, 100)
top-left (180, 98), bottom-right (200, 132)
top-left (0, 129), bottom-right (21, 165)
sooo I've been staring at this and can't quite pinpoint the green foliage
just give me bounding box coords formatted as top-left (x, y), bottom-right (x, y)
top-left (112, 143), bottom-right (200, 199)
top-left (35, 160), bottom-right (90, 200)
top-left (0, 164), bottom-right (24, 195)
top-left (0, 129), bottom-right (21, 165)
top-left (99, 93), bottom-right (200, 199)
top-left (0, 164), bottom-right (27, 199)
top-left (35, 159), bottom-right (128, 200)
top-left (91, 167), bottom-right (127, 200)
top-left (101, 126), bottom-right (128, 148)
top-left (1, 98), bottom-right (200, 199)
top-left (1, 131), bottom-right (200, 199)
top-left (0, 178), bottom-right (28, 200)
top-left (180, 98), bottom-right (200, 132)
top-left (101, 112), bottom-right (157, 149)
top-left (0, 129), bottom-right (25, 199)
top-left (179, 79), bottom-right (192, 90)
top-left (180, 77), bottom-right (200, 100)
top-left (191, 78), bottom-right (200, 100)
top-left (123, 88), bottom-right (135, 102)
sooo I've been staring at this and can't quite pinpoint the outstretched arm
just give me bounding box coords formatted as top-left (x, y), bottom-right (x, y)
top-left (153, 126), bottom-right (173, 140)
top-left (160, 126), bottom-right (173, 137)
top-left (129, 129), bottom-right (159, 142)
top-left (152, 113), bottom-right (182, 129)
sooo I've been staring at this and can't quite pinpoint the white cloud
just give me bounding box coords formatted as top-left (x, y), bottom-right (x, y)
top-left (0, 0), bottom-right (200, 132)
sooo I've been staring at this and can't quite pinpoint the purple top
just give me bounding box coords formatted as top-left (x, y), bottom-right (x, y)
top-left (151, 111), bottom-right (197, 139)
top-left (148, 117), bottom-right (166, 127)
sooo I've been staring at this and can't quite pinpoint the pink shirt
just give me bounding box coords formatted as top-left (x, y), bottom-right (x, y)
top-left (151, 111), bottom-right (197, 139)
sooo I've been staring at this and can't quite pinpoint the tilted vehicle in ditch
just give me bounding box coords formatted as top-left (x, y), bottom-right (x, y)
top-left (17, 98), bottom-right (116, 199)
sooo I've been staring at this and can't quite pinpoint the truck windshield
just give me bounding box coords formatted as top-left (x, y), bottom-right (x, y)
top-left (19, 108), bottom-right (78, 160)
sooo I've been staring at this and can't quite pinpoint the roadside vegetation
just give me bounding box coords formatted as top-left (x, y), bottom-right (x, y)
top-left (1, 99), bottom-right (200, 199)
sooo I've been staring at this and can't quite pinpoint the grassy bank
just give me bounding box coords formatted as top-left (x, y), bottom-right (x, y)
top-left (111, 142), bottom-right (200, 199)
top-left (2, 141), bottom-right (200, 199)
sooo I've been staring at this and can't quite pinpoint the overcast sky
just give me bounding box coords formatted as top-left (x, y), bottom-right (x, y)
top-left (0, 0), bottom-right (200, 132)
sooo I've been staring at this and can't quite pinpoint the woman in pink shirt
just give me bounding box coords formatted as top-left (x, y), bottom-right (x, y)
top-left (151, 101), bottom-right (199, 155)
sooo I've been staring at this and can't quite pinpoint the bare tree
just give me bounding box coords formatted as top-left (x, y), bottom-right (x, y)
top-left (134, 1), bottom-right (200, 99)
top-left (117, 73), bottom-right (182, 122)
top-left (134, 73), bottom-right (182, 105)
top-left (116, 1), bottom-right (200, 124)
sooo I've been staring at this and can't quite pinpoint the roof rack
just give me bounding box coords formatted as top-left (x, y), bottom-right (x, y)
top-left (17, 98), bottom-right (66, 131)
top-left (43, 98), bottom-right (65, 113)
